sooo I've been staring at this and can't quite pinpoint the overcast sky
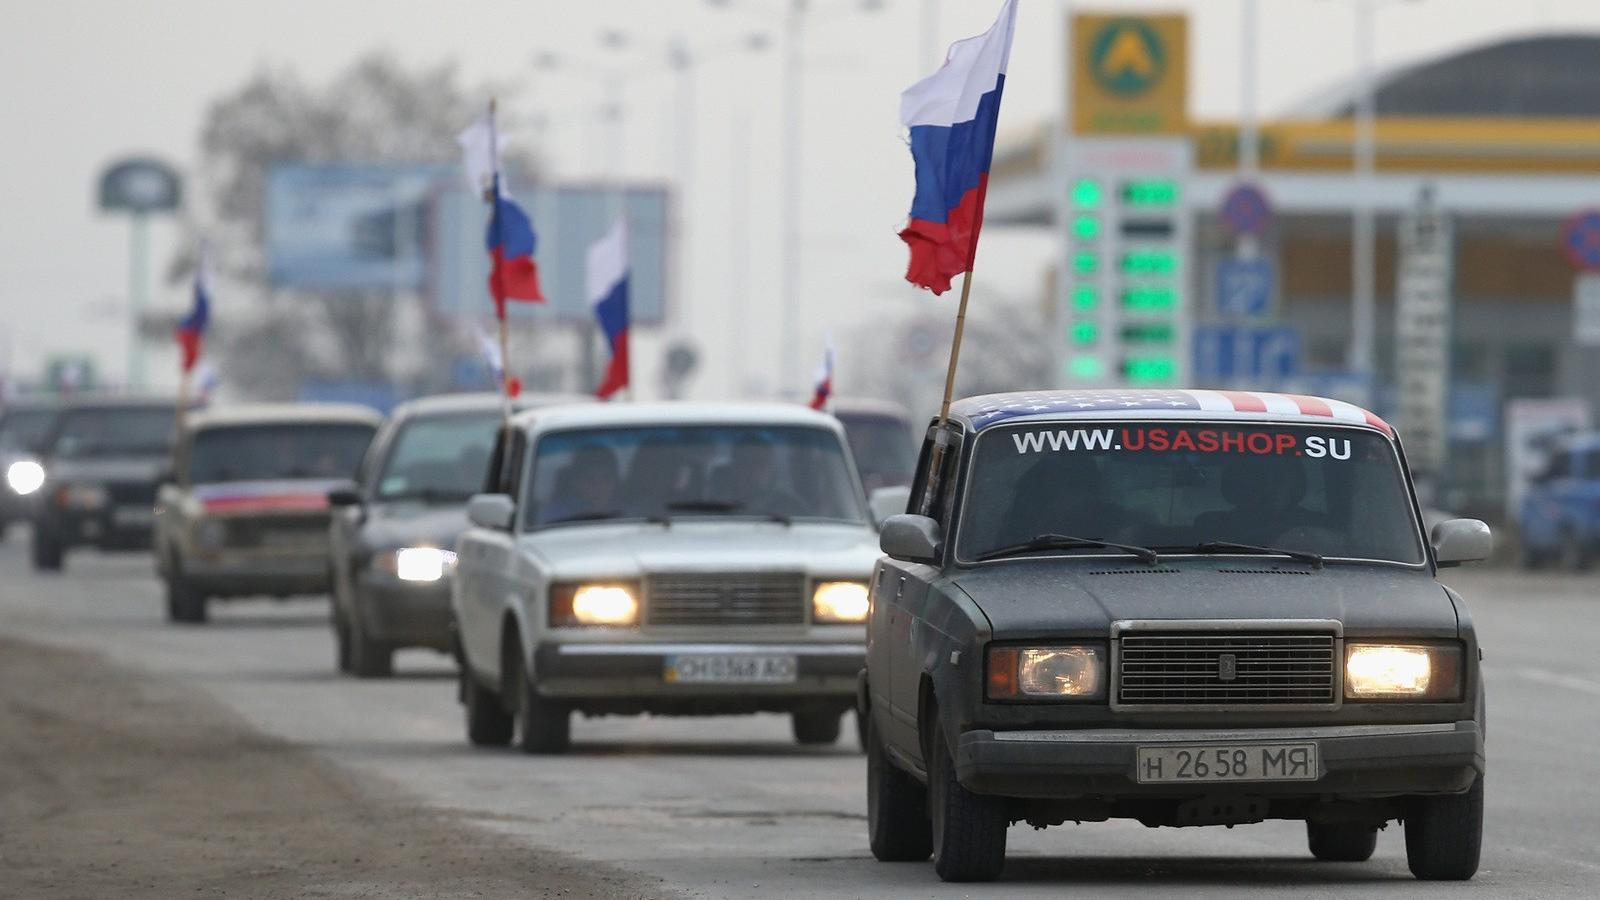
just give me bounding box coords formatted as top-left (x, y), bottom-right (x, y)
top-left (3, 0), bottom-right (1598, 398)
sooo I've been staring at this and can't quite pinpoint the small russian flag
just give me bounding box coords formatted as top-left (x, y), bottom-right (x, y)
top-left (458, 111), bottom-right (544, 318)
top-left (177, 248), bottom-right (211, 374)
top-left (898, 0), bottom-right (1017, 295)
top-left (587, 218), bottom-right (630, 400)
top-left (809, 338), bottom-right (834, 411)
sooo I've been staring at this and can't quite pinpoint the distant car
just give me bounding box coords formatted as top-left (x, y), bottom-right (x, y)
top-left (327, 392), bottom-right (585, 677)
top-left (30, 397), bottom-right (178, 571)
top-left (0, 399), bottom-right (59, 536)
top-left (452, 402), bottom-right (886, 754)
top-left (831, 399), bottom-right (917, 494)
top-left (1517, 433), bottom-right (1600, 570)
top-left (154, 403), bottom-right (380, 623)
top-left (865, 389), bottom-right (1490, 883)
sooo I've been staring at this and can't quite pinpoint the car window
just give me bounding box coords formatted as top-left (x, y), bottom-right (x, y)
top-left (958, 422), bottom-right (1425, 565)
top-left (188, 423), bottom-right (374, 483)
top-left (838, 414), bottom-right (916, 493)
top-left (524, 424), bottom-right (866, 529)
top-left (374, 412), bottom-right (501, 502)
top-left (50, 407), bottom-right (175, 458)
top-left (0, 408), bottom-right (57, 451)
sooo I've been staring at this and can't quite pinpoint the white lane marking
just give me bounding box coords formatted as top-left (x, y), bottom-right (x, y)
top-left (1509, 667), bottom-right (1600, 697)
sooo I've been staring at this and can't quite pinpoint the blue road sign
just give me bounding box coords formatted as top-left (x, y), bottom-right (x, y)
top-left (1221, 183), bottom-right (1272, 236)
top-left (1193, 325), bottom-right (1300, 380)
top-left (1215, 257), bottom-right (1274, 318)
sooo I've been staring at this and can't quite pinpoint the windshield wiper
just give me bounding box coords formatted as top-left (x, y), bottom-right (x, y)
top-left (1174, 540), bottom-right (1324, 570)
top-left (664, 500), bottom-right (743, 514)
top-left (976, 533), bottom-right (1160, 566)
top-left (385, 487), bottom-right (472, 504)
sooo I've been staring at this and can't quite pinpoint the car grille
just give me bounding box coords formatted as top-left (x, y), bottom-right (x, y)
top-left (646, 573), bottom-right (806, 627)
top-left (108, 481), bottom-right (157, 506)
top-left (224, 515), bottom-right (329, 549)
top-left (1117, 632), bottom-right (1338, 706)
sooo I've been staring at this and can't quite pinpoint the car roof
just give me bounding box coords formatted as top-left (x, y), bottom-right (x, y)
top-left (388, 391), bottom-right (590, 420)
top-left (829, 397), bottom-right (913, 421)
top-left (186, 402), bottom-right (383, 431)
top-left (950, 389), bottom-right (1393, 436)
top-left (0, 397), bottom-right (61, 414)
top-left (55, 394), bottom-right (178, 412)
top-left (512, 400), bottom-right (845, 434)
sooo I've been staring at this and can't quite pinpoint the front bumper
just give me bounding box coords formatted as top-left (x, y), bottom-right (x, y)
top-left (956, 721), bottom-right (1483, 799)
top-left (532, 641), bottom-right (864, 713)
top-left (39, 506), bottom-right (153, 549)
top-left (184, 554), bottom-right (328, 597)
top-left (355, 572), bottom-right (452, 650)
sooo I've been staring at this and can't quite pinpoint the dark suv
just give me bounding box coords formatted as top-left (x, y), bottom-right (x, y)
top-left (863, 389), bottom-right (1491, 883)
top-left (30, 397), bottom-right (177, 570)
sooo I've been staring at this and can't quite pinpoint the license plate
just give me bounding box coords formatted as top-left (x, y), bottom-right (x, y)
top-left (664, 654), bottom-right (798, 685)
top-left (1135, 743), bottom-right (1318, 784)
top-left (112, 506), bottom-right (153, 527)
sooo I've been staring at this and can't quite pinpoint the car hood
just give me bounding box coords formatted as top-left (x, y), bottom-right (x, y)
top-left (363, 501), bottom-right (468, 550)
top-left (521, 520), bottom-right (882, 580)
top-left (950, 558), bottom-right (1460, 640)
top-left (45, 455), bottom-right (167, 484)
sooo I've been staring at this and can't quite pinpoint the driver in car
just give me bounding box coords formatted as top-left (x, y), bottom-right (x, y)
top-left (543, 444), bottom-right (622, 524)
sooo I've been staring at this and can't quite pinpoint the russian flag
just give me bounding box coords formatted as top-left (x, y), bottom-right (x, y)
top-left (486, 182), bottom-right (544, 315)
top-left (898, 0), bottom-right (1017, 296)
top-left (177, 249), bottom-right (211, 374)
top-left (587, 219), bottom-right (630, 400)
top-left (809, 338), bottom-right (834, 411)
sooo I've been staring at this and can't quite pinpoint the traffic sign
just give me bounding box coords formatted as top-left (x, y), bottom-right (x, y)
top-left (1192, 325), bottom-right (1299, 380)
top-left (1215, 258), bottom-right (1274, 318)
top-left (1221, 183), bottom-right (1271, 236)
top-left (1560, 209), bottom-right (1600, 271)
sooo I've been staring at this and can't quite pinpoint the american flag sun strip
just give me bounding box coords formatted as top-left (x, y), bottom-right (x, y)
top-left (955, 389), bottom-right (1392, 435)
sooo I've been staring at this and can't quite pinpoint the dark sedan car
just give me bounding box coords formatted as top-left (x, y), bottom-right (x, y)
top-left (864, 389), bottom-right (1492, 883)
top-left (327, 392), bottom-right (583, 677)
top-left (30, 397), bottom-right (178, 571)
top-left (0, 399), bottom-right (59, 535)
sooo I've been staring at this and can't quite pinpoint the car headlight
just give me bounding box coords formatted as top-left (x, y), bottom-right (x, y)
top-left (987, 644), bottom-right (1106, 701)
top-left (549, 582), bottom-right (640, 627)
top-left (812, 580), bottom-right (870, 623)
top-left (6, 459), bottom-right (44, 496)
top-left (372, 547), bottom-right (458, 583)
top-left (55, 483), bottom-right (108, 510)
top-left (1345, 643), bottom-right (1463, 701)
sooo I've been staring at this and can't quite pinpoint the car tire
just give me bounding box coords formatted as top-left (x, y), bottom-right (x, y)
top-left (1307, 821), bottom-right (1378, 862)
top-left (348, 614), bottom-right (393, 678)
top-left (866, 713), bottom-right (932, 862)
top-left (31, 529), bottom-right (63, 572)
top-left (507, 645), bottom-right (570, 755)
top-left (1559, 534), bottom-right (1593, 572)
top-left (332, 613), bottom-right (353, 674)
top-left (928, 715), bottom-right (1007, 882)
top-left (1405, 775), bottom-right (1483, 881)
top-left (462, 666), bottom-right (513, 747)
top-left (165, 570), bottom-right (208, 624)
top-left (1516, 541), bottom-right (1543, 570)
top-left (792, 710), bottom-right (843, 746)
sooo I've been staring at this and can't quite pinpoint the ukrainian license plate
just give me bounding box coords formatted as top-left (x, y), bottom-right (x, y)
top-left (112, 506), bottom-right (154, 527)
top-left (665, 654), bottom-right (798, 685)
top-left (1135, 743), bottom-right (1318, 784)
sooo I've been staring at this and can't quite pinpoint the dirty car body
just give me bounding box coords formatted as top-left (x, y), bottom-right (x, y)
top-left (863, 389), bottom-right (1491, 883)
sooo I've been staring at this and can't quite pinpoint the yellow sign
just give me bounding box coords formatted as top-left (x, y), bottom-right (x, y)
top-left (1072, 13), bottom-right (1188, 135)
top-left (1192, 118), bottom-right (1600, 173)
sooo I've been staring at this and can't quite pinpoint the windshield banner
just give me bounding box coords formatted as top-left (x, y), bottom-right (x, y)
top-left (1010, 427), bottom-right (1352, 460)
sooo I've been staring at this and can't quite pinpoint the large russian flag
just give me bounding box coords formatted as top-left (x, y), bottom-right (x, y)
top-left (587, 219), bottom-right (630, 400)
top-left (898, 0), bottom-right (1017, 296)
top-left (176, 249), bottom-right (211, 373)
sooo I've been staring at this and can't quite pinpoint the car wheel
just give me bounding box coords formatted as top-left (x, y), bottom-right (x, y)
top-left (165, 568), bottom-right (208, 624)
top-left (1559, 534), bottom-right (1593, 572)
top-left (1516, 541), bottom-right (1543, 570)
top-left (507, 644), bottom-right (570, 754)
top-left (1307, 821), bottom-right (1378, 861)
top-left (928, 712), bottom-right (1007, 882)
top-left (348, 614), bottom-right (393, 678)
top-left (1405, 775), bottom-right (1483, 881)
top-left (792, 709), bottom-right (843, 746)
top-left (462, 665), bottom-right (513, 747)
top-left (866, 712), bottom-right (932, 862)
top-left (31, 529), bottom-right (63, 572)
top-left (332, 613), bottom-right (353, 673)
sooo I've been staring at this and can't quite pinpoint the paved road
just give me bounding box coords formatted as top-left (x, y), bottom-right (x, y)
top-left (3, 538), bottom-right (1598, 898)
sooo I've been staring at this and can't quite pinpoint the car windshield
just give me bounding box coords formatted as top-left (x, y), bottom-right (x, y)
top-left (0, 408), bottom-right (57, 452)
top-left (838, 413), bottom-right (916, 492)
top-left (526, 424), bottom-right (867, 529)
top-left (958, 422), bottom-right (1425, 565)
top-left (375, 411), bottom-right (501, 502)
top-left (189, 423), bottom-right (374, 483)
top-left (51, 407), bottom-right (176, 459)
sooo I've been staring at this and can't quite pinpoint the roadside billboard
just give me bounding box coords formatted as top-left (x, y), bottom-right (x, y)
top-left (265, 164), bottom-right (448, 290)
top-left (1504, 398), bottom-right (1592, 521)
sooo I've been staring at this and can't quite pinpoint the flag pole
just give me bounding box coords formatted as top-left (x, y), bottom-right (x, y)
top-left (935, 268), bottom-right (973, 430)
top-left (487, 98), bottom-right (513, 423)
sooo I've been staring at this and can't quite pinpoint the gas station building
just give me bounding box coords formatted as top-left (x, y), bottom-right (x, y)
top-left (985, 14), bottom-right (1600, 516)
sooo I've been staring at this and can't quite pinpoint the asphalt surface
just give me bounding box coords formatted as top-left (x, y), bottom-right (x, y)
top-left (2, 536), bottom-right (1598, 898)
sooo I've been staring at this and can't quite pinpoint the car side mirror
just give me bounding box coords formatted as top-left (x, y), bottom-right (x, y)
top-left (868, 485), bottom-right (912, 528)
top-left (467, 493), bottom-right (516, 531)
top-left (1432, 518), bottom-right (1492, 567)
top-left (156, 466), bottom-right (177, 487)
top-left (880, 514), bottom-right (941, 564)
top-left (327, 486), bottom-right (363, 508)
